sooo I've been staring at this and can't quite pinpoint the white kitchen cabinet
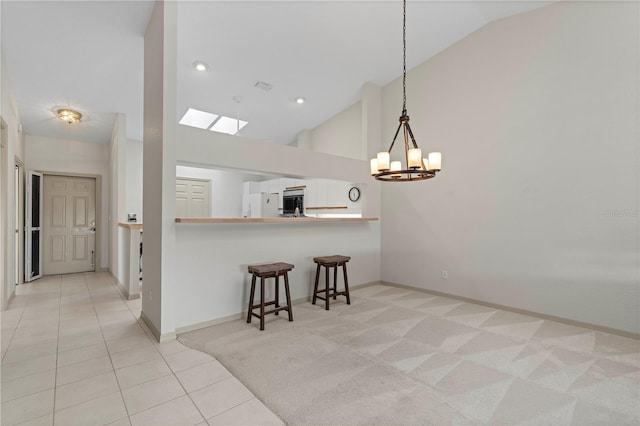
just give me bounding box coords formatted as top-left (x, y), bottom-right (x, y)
top-left (243, 181), bottom-right (262, 195)
top-left (268, 179), bottom-right (279, 195)
top-left (327, 181), bottom-right (348, 207)
top-left (304, 181), bottom-right (317, 209)
top-left (315, 181), bottom-right (328, 207)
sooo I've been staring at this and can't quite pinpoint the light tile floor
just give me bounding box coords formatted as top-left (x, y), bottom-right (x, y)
top-left (1, 273), bottom-right (284, 426)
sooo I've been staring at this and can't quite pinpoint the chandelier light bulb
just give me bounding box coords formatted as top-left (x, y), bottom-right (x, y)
top-left (370, 159), bottom-right (379, 175)
top-left (408, 148), bottom-right (422, 169)
top-left (427, 152), bottom-right (442, 171)
top-left (376, 152), bottom-right (390, 171)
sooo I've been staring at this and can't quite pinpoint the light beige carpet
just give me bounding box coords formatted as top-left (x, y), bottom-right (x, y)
top-left (179, 284), bottom-right (640, 425)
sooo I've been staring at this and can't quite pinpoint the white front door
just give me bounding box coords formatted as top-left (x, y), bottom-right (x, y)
top-left (176, 178), bottom-right (211, 217)
top-left (42, 175), bottom-right (96, 275)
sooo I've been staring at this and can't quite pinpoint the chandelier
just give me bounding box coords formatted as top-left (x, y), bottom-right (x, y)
top-left (370, 0), bottom-right (442, 181)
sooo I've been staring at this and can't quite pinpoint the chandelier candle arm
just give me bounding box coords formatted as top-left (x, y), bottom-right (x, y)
top-left (370, 0), bottom-right (443, 182)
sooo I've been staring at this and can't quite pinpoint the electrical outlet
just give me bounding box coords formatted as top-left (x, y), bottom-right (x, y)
top-left (441, 270), bottom-right (448, 279)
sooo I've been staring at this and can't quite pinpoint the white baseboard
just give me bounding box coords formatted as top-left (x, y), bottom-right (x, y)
top-left (109, 271), bottom-right (140, 301)
top-left (140, 310), bottom-right (176, 343)
top-left (381, 281), bottom-right (640, 340)
top-left (174, 280), bottom-right (382, 335)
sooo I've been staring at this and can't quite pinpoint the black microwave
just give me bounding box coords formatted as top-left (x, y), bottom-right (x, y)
top-left (283, 188), bottom-right (304, 216)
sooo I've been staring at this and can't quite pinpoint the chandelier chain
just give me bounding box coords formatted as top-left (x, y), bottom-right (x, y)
top-left (402, 0), bottom-right (407, 112)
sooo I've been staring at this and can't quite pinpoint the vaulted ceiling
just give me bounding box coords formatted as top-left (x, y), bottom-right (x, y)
top-left (1, 1), bottom-right (551, 145)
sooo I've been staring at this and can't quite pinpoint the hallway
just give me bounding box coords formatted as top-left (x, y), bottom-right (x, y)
top-left (1, 272), bottom-right (282, 426)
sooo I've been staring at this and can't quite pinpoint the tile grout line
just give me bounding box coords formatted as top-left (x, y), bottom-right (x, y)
top-left (0, 299), bottom-right (26, 363)
top-left (114, 274), bottom-right (213, 422)
top-left (51, 274), bottom-right (63, 426)
top-left (0, 278), bottom-right (59, 415)
top-left (154, 344), bottom-right (209, 424)
top-left (82, 272), bottom-right (134, 424)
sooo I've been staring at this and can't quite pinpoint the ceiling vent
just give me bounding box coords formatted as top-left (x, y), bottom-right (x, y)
top-left (254, 80), bottom-right (273, 91)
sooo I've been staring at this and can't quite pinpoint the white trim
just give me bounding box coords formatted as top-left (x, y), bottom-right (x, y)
top-left (140, 310), bottom-right (176, 343)
top-left (174, 281), bottom-right (382, 335)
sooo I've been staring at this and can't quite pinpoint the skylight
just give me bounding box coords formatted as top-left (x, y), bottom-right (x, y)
top-left (210, 116), bottom-right (248, 136)
top-left (179, 108), bottom-right (218, 129)
top-left (179, 107), bottom-right (249, 135)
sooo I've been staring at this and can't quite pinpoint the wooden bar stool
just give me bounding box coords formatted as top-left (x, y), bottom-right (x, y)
top-left (247, 262), bottom-right (294, 330)
top-left (312, 255), bottom-right (351, 310)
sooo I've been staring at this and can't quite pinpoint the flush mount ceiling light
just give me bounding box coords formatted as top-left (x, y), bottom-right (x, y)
top-left (370, 0), bottom-right (442, 182)
top-left (192, 61), bottom-right (208, 71)
top-left (296, 97), bottom-right (305, 104)
top-left (57, 108), bottom-right (82, 124)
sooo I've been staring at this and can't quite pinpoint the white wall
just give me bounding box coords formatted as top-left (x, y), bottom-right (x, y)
top-left (175, 221), bottom-right (380, 330)
top-left (109, 114), bottom-right (126, 283)
top-left (125, 139), bottom-right (143, 219)
top-left (1, 47), bottom-right (24, 307)
top-left (310, 101), bottom-right (362, 160)
top-left (176, 165), bottom-right (254, 218)
top-left (24, 134), bottom-right (110, 270)
top-left (380, 2), bottom-right (639, 333)
top-left (142, 0), bottom-right (179, 338)
top-left (170, 125), bottom-right (381, 331)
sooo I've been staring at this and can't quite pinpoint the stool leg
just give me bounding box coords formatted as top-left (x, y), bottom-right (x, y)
top-left (284, 272), bottom-right (293, 321)
top-left (260, 277), bottom-right (265, 331)
top-left (275, 275), bottom-right (280, 315)
top-left (247, 275), bottom-right (256, 323)
top-left (325, 266), bottom-right (330, 310)
top-left (333, 265), bottom-right (338, 300)
top-left (343, 263), bottom-right (351, 305)
top-left (312, 263), bottom-right (320, 305)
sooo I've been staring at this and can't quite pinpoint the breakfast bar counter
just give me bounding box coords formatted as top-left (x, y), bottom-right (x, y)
top-left (171, 214), bottom-right (380, 332)
top-left (175, 217), bottom-right (378, 223)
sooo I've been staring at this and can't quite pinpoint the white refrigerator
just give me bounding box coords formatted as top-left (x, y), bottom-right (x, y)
top-left (247, 193), bottom-right (278, 218)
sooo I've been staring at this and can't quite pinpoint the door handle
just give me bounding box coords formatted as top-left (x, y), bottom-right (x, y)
top-left (88, 227), bottom-right (96, 232)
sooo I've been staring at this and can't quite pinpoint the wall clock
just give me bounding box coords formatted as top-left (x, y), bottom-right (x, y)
top-left (348, 187), bottom-right (361, 202)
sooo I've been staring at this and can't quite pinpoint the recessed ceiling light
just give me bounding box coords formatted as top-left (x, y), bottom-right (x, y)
top-left (210, 116), bottom-right (248, 136)
top-left (193, 61), bottom-right (208, 71)
top-left (296, 97), bottom-right (305, 104)
top-left (179, 108), bottom-right (218, 129)
top-left (57, 108), bottom-right (82, 124)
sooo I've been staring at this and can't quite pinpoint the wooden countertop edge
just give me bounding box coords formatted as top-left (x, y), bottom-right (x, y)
top-left (118, 222), bottom-right (143, 229)
top-left (175, 217), bottom-right (378, 223)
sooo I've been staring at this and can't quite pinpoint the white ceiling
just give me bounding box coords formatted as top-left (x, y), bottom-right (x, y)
top-left (1, 1), bottom-right (551, 145)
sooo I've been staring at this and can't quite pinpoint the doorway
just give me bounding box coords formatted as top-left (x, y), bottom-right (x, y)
top-left (1, 118), bottom-right (7, 309)
top-left (15, 161), bottom-right (24, 285)
top-left (42, 175), bottom-right (97, 275)
top-left (176, 177), bottom-right (211, 217)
